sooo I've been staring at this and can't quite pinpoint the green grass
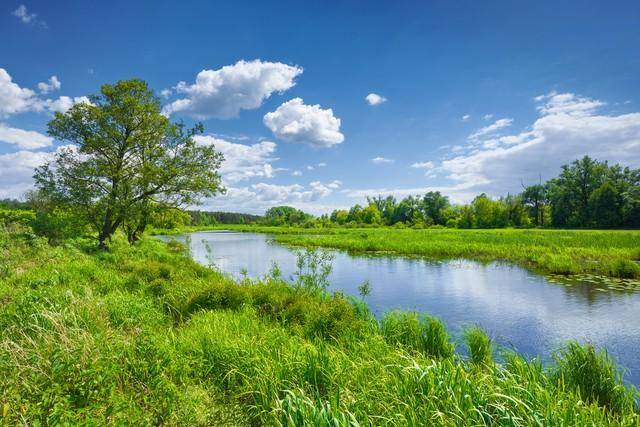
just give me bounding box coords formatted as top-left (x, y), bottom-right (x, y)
top-left (210, 225), bottom-right (640, 279)
top-left (1, 226), bottom-right (639, 425)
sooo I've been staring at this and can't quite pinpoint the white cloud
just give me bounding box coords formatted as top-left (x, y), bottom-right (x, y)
top-left (462, 114), bottom-right (471, 121)
top-left (411, 161), bottom-right (435, 169)
top-left (0, 68), bottom-right (88, 116)
top-left (292, 170), bottom-right (302, 176)
top-left (535, 91), bottom-right (605, 117)
top-left (162, 59), bottom-right (303, 119)
top-left (159, 88), bottom-right (172, 99)
top-left (344, 91), bottom-right (640, 204)
top-left (0, 68), bottom-right (42, 117)
top-left (46, 96), bottom-right (91, 114)
top-left (306, 165), bottom-right (314, 171)
top-left (468, 118), bottom-right (513, 141)
top-left (193, 135), bottom-right (281, 184)
top-left (438, 92), bottom-right (640, 200)
top-left (263, 98), bottom-right (344, 148)
top-left (0, 149), bottom-right (54, 198)
top-left (365, 93), bottom-right (387, 106)
top-left (0, 123), bottom-right (53, 149)
top-left (12, 5), bottom-right (46, 27)
top-left (38, 76), bottom-right (61, 94)
top-left (201, 180), bottom-right (343, 215)
top-left (317, 162), bottom-right (327, 167)
top-left (371, 156), bottom-right (394, 164)
top-left (483, 114), bottom-right (493, 120)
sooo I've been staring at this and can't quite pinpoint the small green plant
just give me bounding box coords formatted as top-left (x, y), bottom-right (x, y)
top-left (357, 280), bottom-right (371, 300)
top-left (464, 326), bottom-right (493, 366)
top-left (292, 249), bottom-right (334, 295)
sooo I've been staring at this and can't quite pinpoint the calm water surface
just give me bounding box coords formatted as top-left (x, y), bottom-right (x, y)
top-left (164, 230), bottom-right (640, 385)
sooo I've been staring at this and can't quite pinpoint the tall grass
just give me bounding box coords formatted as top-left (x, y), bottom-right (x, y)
top-left (0, 227), bottom-right (638, 424)
top-left (553, 341), bottom-right (636, 415)
top-left (464, 326), bottom-right (493, 366)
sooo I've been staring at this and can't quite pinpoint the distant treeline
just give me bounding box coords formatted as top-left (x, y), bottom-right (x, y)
top-left (189, 210), bottom-right (262, 225)
top-left (262, 156), bottom-right (640, 229)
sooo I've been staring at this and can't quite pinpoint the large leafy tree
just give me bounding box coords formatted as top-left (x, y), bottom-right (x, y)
top-left (34, 79), bottom-right (224, 247)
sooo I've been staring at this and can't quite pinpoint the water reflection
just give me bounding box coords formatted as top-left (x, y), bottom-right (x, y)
top-left (161, 231), bottom-right (640, 385)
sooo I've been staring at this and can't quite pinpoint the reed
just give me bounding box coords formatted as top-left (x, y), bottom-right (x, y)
top-left (0, 228), bottom-right (638, 425)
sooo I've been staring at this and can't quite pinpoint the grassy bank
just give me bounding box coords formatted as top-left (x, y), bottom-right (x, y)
top-left (1, 226), bottom-right (638, 424)
top-left (204, 225), bottom-right (640, 279)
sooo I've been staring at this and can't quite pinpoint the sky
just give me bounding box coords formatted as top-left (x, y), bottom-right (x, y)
top-left (1, 0), bottom-right (640, 214)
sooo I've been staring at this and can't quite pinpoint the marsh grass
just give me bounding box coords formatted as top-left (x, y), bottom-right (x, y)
top-left (1, 227), bottom-right (638, 425)
top-left (553, 342), bottom-right (636, 415)
top-left (464, 326), bottom-right (494, 366)
top-left (220, 225), bottom-right (640, 279)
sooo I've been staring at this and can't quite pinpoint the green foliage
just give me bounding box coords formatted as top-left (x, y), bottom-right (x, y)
top-left (381, 311), bottom-right (455, 359)
top-left (262, 206), bottom-right (311, 226)
top-left (0, 229), bottom-right (638, 424)
top-left (293, 249), bottom-right (334, 294)
top-left (464, 326), bottom-right (493, 366)
top-left (34, 79), bottom-right (224, 246)
top-left (553, 342), bottom-right (636, 415)
top-left (0, 208), bottom-right (35, 227)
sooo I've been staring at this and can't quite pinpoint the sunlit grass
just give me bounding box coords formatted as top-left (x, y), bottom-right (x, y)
top-left (1, 227), bottom-right (638, 424)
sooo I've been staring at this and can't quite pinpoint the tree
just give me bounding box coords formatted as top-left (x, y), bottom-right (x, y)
top-left (361, 204), bottom-right (382, 224)
top-left (589, 181), bottom-right (622, 228)
top-left (263, 206), bottom-right (311, 225)
top-left (420, 191), bottom-right (450, 225)
top-left (522, 183), bottom-right (548, 226)
top-left (35, 79), bottom-right (224, 247)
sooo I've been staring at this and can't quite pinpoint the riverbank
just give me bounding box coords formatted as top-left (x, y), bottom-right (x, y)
top-left (174, 225), bottom-right (640, 280)
top-left (2, 227), bottom-right (637, 424)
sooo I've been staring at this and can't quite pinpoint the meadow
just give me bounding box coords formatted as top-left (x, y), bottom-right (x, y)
top-left (206, 225), bottom-right (640, 280)
top-left (2, 225), bottom-right (638, 425)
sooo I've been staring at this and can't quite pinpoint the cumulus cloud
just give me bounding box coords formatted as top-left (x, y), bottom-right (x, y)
top-left (0, 68), bottom-right (42, 116)
top-left (201, 180), bottom-right (343, 215)
top-left (0, 68), bottom-right (88, 116)
top-left (344, 91), bottom-right (640, 204)
top-left (371, 156), bottom-right (394, 164)
top-left (46, 96), bottom-right (92, 113)
top-left (292, 170), bottom-right (302, 176)
top-left (193, 135), bottom-right (282, 184)
top-left (0, 123), bottom-right (53, 149)
top-left (365, 93), bottom-right (387, 106)
top-left (483, 114), bottom-right (494, 120)
top-left (0, 149), bottom-right (54, 198)
top-left (38, 76), bottom-right (61, 94)
top-left (162, 60), bottom-right (303, 119)
top-left (462, 114), bottom-right (471, 121)
top-left (263, 98), bottom-right (344, 148)
top-left (440, 92), bottom-right (640, 199)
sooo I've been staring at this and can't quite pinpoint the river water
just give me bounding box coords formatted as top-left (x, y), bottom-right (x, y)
top-left (162, 230), bottom-right (640, 385)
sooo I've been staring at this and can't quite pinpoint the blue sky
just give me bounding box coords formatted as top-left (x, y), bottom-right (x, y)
top-left (1, 1), bottom-right (640, 214)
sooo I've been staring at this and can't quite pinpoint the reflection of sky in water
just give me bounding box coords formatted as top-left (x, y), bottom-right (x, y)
top-left (160, 231), bottom-right (640, 385)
